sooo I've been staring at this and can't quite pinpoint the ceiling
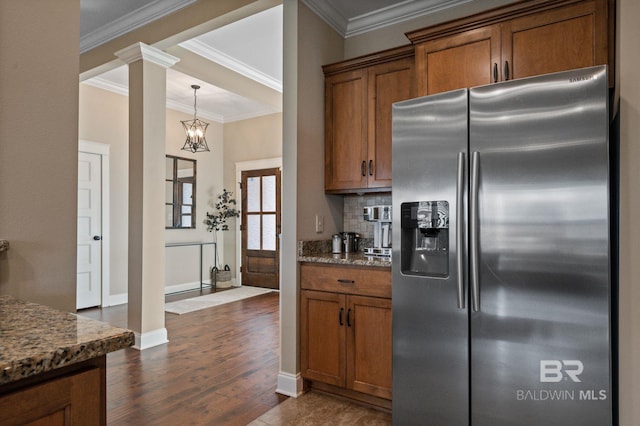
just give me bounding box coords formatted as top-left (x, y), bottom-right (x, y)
top-left (80, 0), bottom-right (470, 123)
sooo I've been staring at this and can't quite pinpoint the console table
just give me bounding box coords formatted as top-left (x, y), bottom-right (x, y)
top-left (165, 241), bottom-right (216, 292)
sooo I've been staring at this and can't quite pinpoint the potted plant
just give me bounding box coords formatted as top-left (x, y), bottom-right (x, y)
top-left (205, 189), bottom-right (240, 287)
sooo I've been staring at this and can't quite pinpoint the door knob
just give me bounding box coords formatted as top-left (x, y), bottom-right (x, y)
top-left (93, 235), bottom-right (102, 241)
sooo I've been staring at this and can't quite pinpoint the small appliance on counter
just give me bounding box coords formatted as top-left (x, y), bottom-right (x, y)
top-left (363, 205), bottom-right (392, 258)
top-left (332, 234), bottom-right (343, 254)
top-left (342, 232), bottom-right (359, 253)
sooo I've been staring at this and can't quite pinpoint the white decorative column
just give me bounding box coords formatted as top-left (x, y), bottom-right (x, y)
top-left (116, 43), bottom-right (179, 350)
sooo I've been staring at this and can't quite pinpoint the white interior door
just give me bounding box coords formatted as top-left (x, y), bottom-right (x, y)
top-left (77, 151), bottom-right (102, 309)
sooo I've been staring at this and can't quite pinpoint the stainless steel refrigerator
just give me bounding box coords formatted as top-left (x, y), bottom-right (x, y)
top-left (391, 65), bottom-right (612, 425)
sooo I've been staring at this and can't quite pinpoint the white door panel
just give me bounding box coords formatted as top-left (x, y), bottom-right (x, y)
top-left (77, 151), bottom-right (102, 309)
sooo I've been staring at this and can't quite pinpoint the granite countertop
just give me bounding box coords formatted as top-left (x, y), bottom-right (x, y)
top-left (0, 295), bottom-right (134, 385)
top-left (298, 252), bottom-right (391, 268)
top-left (297, 239), bottom-right (391, 268)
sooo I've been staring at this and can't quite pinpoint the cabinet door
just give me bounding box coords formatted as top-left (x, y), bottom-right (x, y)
top-left (367, 58), bottom-right (414, 189)
top-left (503, 0), bottom-right (609, 82)
top-left (347, 295), bottom-right (392, 400)
top-left (415, 25), bottom-right (501, 96)
top-left (0, 368), bottom-right (102, 425)
top-left (300, 290), bottom-right (346, 387)
top-left (325, 69), bottom-right (368, 191)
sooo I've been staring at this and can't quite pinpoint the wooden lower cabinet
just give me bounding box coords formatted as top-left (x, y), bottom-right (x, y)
top-left (300, 264), bottom-right (392, 404)
top-left (0, 367), bottom-right (103, 425)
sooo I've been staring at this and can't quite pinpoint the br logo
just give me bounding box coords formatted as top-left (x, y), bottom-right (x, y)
top-left (540, 360), bottom-right (584, 383)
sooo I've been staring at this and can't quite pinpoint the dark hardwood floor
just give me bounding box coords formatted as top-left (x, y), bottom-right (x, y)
top-left (80, 289), bottom-right (286, 425)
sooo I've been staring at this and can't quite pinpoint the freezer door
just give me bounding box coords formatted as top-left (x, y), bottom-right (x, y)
top-left (392, 89), bottom-right (469, 425)
top-left (469, 66), bottom-right (611, 425)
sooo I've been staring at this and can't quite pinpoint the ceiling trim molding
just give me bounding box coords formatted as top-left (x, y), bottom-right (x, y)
top-left (115, 43), bottom-right (180, 68)
top-left (179, 39), bottom-right (283, 93)
top-left (81, 78), bottom-right (225, 123)
top-left (83, 77), bottom-right (129, 97)
top-left (223, 106), bottom-right (282, 124)
top-left (80, 0), bottom-right (196, 54)
top-left (346, 0), bottom-right (473, 37)
top-left (303, 0), bottom-right (473, 38)
top-left (300, 0), bottom-right (349, 37)
top-left (165, 99), bottom-right (225, 123)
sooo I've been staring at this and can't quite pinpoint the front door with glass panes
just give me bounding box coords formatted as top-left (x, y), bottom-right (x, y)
top-left (241, 168), bottom-right (281, 289)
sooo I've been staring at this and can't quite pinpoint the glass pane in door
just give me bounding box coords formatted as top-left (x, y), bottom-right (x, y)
top-left (247, 177), bottom-right (261, 212)
top-left (263, 214), bottom-right (276, 251)
top-left (262, 175), bottom-right (276, 212)
top-left (247, 214), bottom-right (261, 250)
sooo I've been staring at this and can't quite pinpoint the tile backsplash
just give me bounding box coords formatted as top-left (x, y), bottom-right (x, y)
top-left (343, 194), bottom-right (392, 239)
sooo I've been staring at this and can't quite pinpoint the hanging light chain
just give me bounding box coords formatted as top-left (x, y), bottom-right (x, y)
top-left (192, 84), bottom-right (199, 119)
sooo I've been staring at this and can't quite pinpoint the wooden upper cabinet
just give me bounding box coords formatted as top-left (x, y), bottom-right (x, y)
top-left (415, 25), bottom-right (501, 96)
top-left (324, 45), bottom-right (415, 193)
top-left (367, 57), bottom-right (414, 188)
top-left (409, 0), bottom-right (613, 96)
top-left (324, 69), bottom-right (368, 192)
top-left (503, 0), bottom-right (610, 81)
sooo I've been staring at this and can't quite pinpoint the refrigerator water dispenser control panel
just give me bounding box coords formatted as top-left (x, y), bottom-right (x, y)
top-left (400, 201), bottom-right (449, 277)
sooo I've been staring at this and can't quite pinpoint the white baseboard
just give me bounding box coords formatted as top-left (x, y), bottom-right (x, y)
top-left (106, 292), bottom-right (128, 307)
top-left (164, 280), bottom-right (206, 294)
top-left (276, 371), bottom-right (304, 397)
top-left (132, 328), bottom-right (169, 350)
top-left (105, 280), bottom-right (217, 306)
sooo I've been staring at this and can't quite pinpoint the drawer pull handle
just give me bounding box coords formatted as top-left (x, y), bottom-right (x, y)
top-left (337, 279), bottom-right (355, 284)
top-left (339, 307), bottom-right (344, 326)
top-left (347, 308), bottom-right (352, 327)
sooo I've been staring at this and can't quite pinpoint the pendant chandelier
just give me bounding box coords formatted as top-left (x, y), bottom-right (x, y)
top-left (181, 84), bottom-right (210, 153)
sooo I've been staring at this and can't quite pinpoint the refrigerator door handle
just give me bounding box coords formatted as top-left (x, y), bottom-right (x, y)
top-left (470, 151), bottom-right (480, 312)
top-left (456, 152), bottom-right (466, 309)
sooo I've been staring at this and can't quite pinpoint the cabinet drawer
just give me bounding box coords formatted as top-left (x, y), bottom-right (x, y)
top-left (300, 264), bottom-right (391, 298)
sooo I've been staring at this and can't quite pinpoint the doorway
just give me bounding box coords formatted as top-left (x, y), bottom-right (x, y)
top-left (241, 167), bottom-right (281, 289)
top-left (77, 140), bottom-right (110, 309)
top-left (239, 165), bottom-right (281, 289)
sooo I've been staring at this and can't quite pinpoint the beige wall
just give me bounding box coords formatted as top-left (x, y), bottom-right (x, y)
top-left (222, 113), bottom-right (283, 274)
top-left (296, 3), bottom-right (344, 241)
top-left (0, 1), bottom-right (80, 312)
top-left (79, 84), bottom-right (224, 299)
top-left (617, 0), bottom-right (640, 423)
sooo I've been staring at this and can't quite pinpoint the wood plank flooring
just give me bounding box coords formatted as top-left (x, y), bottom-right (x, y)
top-left (81, 290), bottom-right (286, 425)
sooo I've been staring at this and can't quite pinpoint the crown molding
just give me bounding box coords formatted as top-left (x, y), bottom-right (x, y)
top-left (115, 43), bottom-right (180, 68)
top-left (179, 39), bottom-right (282, 93)
top-left (303, 0), bottom-right (472, 38)
top-left (83, 77), bottom-right (129, 97)
top-left (223, 105), bottom-right (281, 123)
top-left (81, 0), bottom-right (196, 54)
top-left (82, 78), bottom-right (223, 123)
top-left (300, 0), bottom-right (349, 37)
top-left (165, 99), bottom-right (224, 123)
